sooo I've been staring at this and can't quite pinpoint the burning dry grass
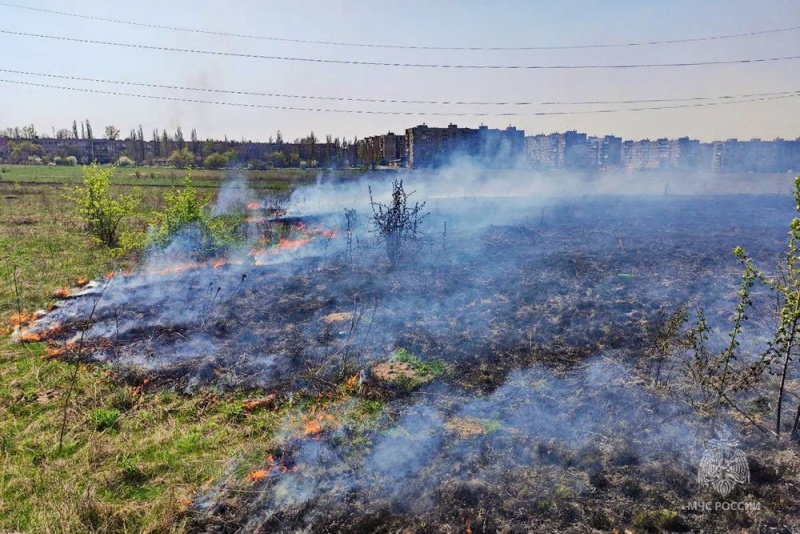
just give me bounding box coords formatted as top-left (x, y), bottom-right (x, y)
top-left (241, 394), bottom-right (277, 412)
top-left (16, 322), bottom-right (63, 343)
top-left (191, 361), bottom-right (800, 534)
top-left (0, 176), bottom-right (366, 533)
top-left (246, 223), bottom-right (337, 265)
top-left (4, 187), bottom-right (800, 533)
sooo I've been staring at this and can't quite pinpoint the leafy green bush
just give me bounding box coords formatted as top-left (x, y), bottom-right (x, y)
top-left (203, 152), bottom-right (227, 170)
top-left (116, 155), bottom-right (134, 167)
top-left (149, 174), bottom-right (244, 254)
top-left (7, 140), bottom-right (43, 164)
top-left (268, 151), bottom-right (287, 168)
top-left (65, 163), bottom-right (141, 248)
top-left (151, 175), bottom-right (209, 245)
top-left (167, 148), bottom-right (194, 169)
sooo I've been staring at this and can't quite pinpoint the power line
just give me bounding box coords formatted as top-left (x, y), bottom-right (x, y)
top-left (2, 30), bottom-right (800, 70)
top-left (1, 68), bottom-right (797, 107)
top-left (0, 1), bottom-right (797, 51)
top-left (1, 78), bottom-right (797, 116)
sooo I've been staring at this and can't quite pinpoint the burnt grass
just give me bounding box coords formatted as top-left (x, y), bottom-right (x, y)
top-left (26, 195), bottom-right (800, 532)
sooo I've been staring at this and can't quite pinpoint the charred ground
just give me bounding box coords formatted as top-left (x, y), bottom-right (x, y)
top-left (15, 191), bottom-right (800, 533)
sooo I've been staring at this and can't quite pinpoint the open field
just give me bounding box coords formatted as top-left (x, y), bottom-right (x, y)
top-left (0, 172), bottom-right (381, 532)
top-left (0, 164), bottom-right (372, 190)
top-left (3, 171), bottom-right (800, 533)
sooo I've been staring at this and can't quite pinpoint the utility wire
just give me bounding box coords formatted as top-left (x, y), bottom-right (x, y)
top-left (1, 78), bottom-right (797, 117)
top-left (0, 2), bottom-right (797, 51)
top-left (2, 30), bottom-right (800, 70)
top-left (1, 68), bottom-right (797, 107)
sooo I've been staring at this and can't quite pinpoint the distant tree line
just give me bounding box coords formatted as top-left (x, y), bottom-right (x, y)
top-left (1, 121), bottom-right (362, 169)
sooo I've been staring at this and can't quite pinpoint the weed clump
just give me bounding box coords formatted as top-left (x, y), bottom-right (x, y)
top-left (90, 407), bottom-right (121, 431)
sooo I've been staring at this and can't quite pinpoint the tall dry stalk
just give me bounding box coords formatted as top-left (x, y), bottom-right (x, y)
top-left (58, 277), bottom-right (111, 453)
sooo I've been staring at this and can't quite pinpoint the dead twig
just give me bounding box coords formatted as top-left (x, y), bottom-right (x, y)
top-left (58, 275), bottom-right (112, 453)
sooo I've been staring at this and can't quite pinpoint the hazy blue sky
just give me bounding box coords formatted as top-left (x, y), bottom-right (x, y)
top-left (0, 0), bottom-right (798, 142)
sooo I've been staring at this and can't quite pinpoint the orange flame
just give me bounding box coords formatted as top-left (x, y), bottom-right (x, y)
top-left (18, 322), bottom-right (63, 343)
top-left (145, 258), bottom-right (242, 275)
top-left (303, 412), bottom-right (334, 437)
top-left (276, 236), bottom-right (312, 251)
top-left (345, 374), bottom-right (359, 390)
top-left (44, 345), bottom-right (68, 359)
top-left (9, 311), bottom-right (36, 327)
top-left (76, 277), bottom-right (90, 287)
top-left (19, 331), bottom-right (45, 342)
top-left (247, 469), bottom-right (269, 482)
top-left (242, 395), bottom-right (276, 412)
top-left (246, 202), bottom-right (261, 210)
top-left (304, 419), bottom-right (322, 435)
top-left (53, 287), bottom-right (71, 299)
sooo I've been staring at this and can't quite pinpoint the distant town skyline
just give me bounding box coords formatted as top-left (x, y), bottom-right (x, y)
top-left (1, 1), bottom-right (798, 142)
top-left (4, 122), bottom-right (798, 174)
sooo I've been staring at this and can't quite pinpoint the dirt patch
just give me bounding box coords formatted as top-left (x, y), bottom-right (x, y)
top-left (322, 311), bottom-right (354, 324)
top-left (444, 418), bottom-right (486, 438)
top-left (372, 361), bottom-right (418, 382)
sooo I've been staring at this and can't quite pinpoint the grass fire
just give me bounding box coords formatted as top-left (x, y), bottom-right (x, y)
top-left (3, 167), bottom-right (800, 533)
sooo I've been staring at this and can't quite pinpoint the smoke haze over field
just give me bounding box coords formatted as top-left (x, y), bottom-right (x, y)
top-left (19, 166), bottom-right (800, 531)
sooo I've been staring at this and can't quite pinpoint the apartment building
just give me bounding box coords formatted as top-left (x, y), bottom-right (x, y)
top-left (405, 123), bottom-right (524, 168)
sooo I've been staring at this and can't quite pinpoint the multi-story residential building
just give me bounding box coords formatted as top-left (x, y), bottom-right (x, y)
top-left (527, 131), bottom-right (619, 171)
top-left (524, 134), bottom-right (562, 169)
top-left (622, 138), bottom-right (673, 169)
top-left (362, 132), bottom-right (406, 166)
top-left (669, 137), bottom-right (702, 169)
top-left (713, 139), bottom-right (777, 172)
top-left (562, 130), bottom-right (588, 169)
top-left (405, 123), bottom-right (523, 168)
top-left (587, 135), bottom-right (622, 170)
top-left (528, 132), bottom-right (559, 168)
top-left (380, 131), bottom-right (406, 164)
top-left (778, 139), bottom-right (800, 172)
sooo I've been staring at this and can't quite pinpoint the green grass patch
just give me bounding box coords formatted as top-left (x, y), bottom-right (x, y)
top-left (90, 408), bottom-right (121, 431)
top-left (632, 508), bottom-right (686, 532)
top-left (390, 348), bottom-right (446, 378)
top-left (0, 164), bottom-right (366, 190)
top-left (0, 338), bottom-right (297, 532)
